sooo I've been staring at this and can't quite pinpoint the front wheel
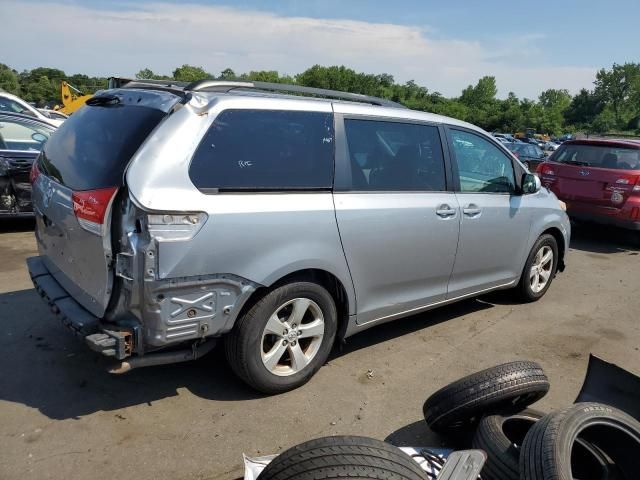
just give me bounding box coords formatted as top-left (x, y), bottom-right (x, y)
top-left (516, 234), bottom-right (558, 302)
top-left (225, 282), bottom-right (337, 394)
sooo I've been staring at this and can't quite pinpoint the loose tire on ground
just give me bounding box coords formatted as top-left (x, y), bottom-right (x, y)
top-left (517, 233), bottom-right (559, 302)
top-left (423, 361), bottom-right (549, 433)
top-left (520, 402), bottom-right (640, 480)
top-left (472, 409), bottom-right (544, 480)
top-left (225, 281), bottom-right (337, 394)
top-left (257, 436), bottom-right (429, 480)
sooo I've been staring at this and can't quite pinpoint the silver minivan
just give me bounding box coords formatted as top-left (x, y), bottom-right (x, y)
top-left (27, 80), bottom-right (570, 393)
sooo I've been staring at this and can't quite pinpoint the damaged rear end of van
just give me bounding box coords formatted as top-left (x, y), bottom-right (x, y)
top-left (27, 87), bottom-right (241, 370)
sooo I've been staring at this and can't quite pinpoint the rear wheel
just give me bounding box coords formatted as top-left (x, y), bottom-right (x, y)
top-left (225, 281), bottom-right (337, 394)
top-left (516, 234), bottom-right (558, 302)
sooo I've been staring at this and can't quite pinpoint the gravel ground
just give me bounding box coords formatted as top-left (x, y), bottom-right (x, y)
top-left (0, 218), bottom-right (638, 479)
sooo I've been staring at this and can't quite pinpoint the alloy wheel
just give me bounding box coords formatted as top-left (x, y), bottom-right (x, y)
top-left (529, 245), bottom-right (553, 293)
top-left (260, 298), bottom-right (325, 376)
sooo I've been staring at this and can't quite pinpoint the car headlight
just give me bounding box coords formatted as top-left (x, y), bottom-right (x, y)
top-left (558, 200), bottom-right (567, 211)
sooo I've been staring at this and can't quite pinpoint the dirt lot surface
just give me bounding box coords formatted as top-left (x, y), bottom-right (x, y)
top-left (1, 218), bottom-right (638, 479)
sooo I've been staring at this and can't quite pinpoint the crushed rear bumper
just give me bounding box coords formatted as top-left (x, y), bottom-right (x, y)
top-left (27, 255), bottom-right (135, 359)
top-left (27, 255), bottom-right (100, 337)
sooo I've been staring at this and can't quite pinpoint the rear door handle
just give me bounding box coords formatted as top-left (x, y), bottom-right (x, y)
top-left (436, 204), bottom-right (457, 218)
top-left (463, 204), bottom-right (482, 217)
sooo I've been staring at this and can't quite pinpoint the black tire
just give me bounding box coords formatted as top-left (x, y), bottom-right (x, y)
top-left (516, 233), bottom-right (558, 302)
top-left (225, 281), bottom-right (337, 394)
top-left (423, 361), bottom-right (549, 433)
top-left (473, 409), bottom-right (619, 480)
top-left (521, 402), bottom-right (640, 480)
top-left (472, 409), bottom-right (544, 480)
top-left (257, 436), bottom-right (429, 480)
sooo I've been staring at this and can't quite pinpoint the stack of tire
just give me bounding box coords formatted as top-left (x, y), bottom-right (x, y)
top-left (422, 361), bottom-right (640, 479)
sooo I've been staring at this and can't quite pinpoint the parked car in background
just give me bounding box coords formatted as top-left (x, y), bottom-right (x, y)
top-left (538, 139), bottom-right (640, 231)
top-left (38, 109), bottom-right (68, 122)
top-left (0, 112), bottom-right (56, 216)
top-left (505, 142), bottom-right (547, 170)
top-left (27, 80), bottom-right (569, 393)
top-left (0, 91), bottom-right (64, 127)
top-left (544, 141), bottom-right (560, 152)
top-left (492, 133), bottom-right (516, 143)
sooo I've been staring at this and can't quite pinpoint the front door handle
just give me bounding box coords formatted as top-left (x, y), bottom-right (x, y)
top-left (436, 204), bottom-right (457, 218)
top-left (463, 204), bottom-right (482, 217)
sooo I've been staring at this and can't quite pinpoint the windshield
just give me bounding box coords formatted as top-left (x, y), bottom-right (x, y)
top-left (552, 144), bottom-right (640, 170)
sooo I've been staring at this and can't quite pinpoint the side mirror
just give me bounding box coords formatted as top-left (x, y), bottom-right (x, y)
top-left (31, 132), bottom-right (48, 144)
top-left (522, 173), bottom-right (541, 194)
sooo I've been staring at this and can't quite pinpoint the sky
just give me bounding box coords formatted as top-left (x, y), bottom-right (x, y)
top-left (2, 0), bottom-right (638, 98)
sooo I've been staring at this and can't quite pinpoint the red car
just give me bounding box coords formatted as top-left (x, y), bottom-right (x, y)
top-left (537, 139), bottom-right (640, 231)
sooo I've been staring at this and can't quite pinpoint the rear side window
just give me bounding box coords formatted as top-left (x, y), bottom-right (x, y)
top-left (553, 144), bottom-right (640, 170)
top-left (343, 119), bottom-right (446, 191)
top-left (189, 109), bottom-right (334, 191)
top-left (39, 104), bottom-right (165, 190)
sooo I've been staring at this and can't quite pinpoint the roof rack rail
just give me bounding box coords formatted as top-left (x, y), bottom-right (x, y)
top-left (109, 77), bottom-right (190, 89)
top-left (184, 79), bottom-right (405, 108)
top-left (107, 77), bottom-right (192, 99)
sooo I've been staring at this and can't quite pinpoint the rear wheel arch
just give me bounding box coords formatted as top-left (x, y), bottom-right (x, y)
top-left (237, 268), bottom-right (352, 343)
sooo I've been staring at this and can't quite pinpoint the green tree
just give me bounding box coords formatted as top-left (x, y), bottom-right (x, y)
top-left (594, 63), bottom-right (640, 128)
top-left (172, 64), bottom-right (210, 82)
top-left (136, 68), bottom-right (156, 79)
top-left (460, 76), bottom-right (497, 108)
top-left (564, 89), bottom-right (603, 129)
top-left (0, 64), bottom-right (20, 94)
top-left (537, 89), bottom-right (571, 134)
top-left (240, 70), bottom-right (292, 83)
top-left (219, 68), bottom-right (236, 80)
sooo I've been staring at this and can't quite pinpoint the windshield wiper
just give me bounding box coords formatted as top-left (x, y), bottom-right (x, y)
top-left (86, 95), bottom-right (120, 106)
top-left (564, 160), bottom-right (590, 167)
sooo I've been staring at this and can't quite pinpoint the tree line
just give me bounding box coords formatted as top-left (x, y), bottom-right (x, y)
top-left (1, 62), bottom-right (639, 136)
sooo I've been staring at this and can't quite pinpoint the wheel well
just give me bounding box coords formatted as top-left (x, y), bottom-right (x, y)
top-left (542, 227), bottom-right (566, 271)
top-left (237, 269), bottom-right (351, 342)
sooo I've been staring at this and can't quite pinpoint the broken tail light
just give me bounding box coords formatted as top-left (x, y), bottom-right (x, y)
top-left (146, 212), bottom-right (208, 242)
top-left (29, 162), bottom-right (40, 184)
top-left (72, 186), bottom-right (118, 235)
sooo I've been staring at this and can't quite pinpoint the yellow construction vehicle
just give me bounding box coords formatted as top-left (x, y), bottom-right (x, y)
top-left (58, 81), bottom-right (93, 115)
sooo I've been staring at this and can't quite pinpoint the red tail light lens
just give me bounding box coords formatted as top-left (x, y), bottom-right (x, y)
top-left (72, 187), bottom-right (118, 235)
top-left (29, 162), bottom-right (40, 184)
top-left (539, 164), bottom-right (555, 176)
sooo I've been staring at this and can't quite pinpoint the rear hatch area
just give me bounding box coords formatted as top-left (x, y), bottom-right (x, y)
top-left (31, 89), bottom-right (182, 317)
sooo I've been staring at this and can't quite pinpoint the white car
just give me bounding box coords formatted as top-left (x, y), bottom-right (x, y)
top-left (38, 109), bottom-right (68, 122)
top-left (0, 91), bottom-right (64, 127)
